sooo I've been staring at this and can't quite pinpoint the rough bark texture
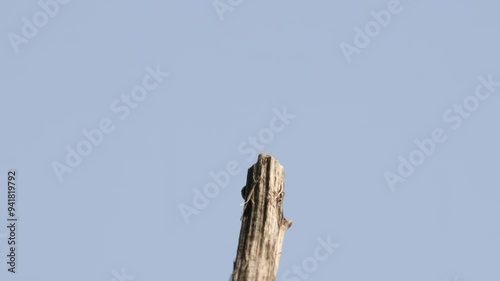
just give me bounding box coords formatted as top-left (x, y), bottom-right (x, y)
top-left (231, 153), bottom-right (292, 281)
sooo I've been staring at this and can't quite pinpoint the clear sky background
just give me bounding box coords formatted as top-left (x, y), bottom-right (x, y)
top-left (1, 0), bottom-right (499, 281)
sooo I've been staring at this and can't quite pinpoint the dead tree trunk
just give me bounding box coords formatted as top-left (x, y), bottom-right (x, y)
top-left (231, 153), bottom-right (292, 281)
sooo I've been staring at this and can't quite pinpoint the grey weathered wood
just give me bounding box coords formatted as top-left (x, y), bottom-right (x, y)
top-left (231, 153), bottom-right (292, 281)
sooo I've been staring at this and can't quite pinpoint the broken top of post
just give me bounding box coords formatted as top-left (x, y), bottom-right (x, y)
top-left (231, 153), bottom-right (292, 281)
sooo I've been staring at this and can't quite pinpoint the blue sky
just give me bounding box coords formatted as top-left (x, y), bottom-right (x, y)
top-left (1, 0), bottom-right (500, 280)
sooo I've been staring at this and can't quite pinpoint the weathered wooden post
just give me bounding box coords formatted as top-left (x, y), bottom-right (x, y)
top-left (231, 153), bottom-right (293, 281)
